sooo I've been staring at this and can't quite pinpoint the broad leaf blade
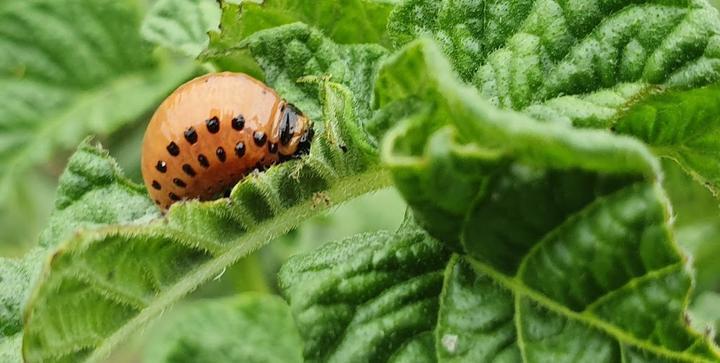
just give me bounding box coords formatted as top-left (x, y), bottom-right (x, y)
top-left (203, 22), bottom-right (388, 121)
top-left (207, 0), bottom-right (397, 52)
top-left (389, 0), bottom-right (720, 112)
top-left (387, 0), bottom-right (720, 197)
top-left (38, 139), bottom-right (161, 249)
top-left (144, 294), bottom-right (302, 363)
top-left (378, 39), bottom-right (720, 362)
top-left (0, 0), bottom-right (195, 247)
top-left (22, 82), bottom-right (390, 363)
top-left (279, 220), bottom-right (449, 362)
top-left (141, 0), bottom-right (221, 57)
top-left (614, 83), bottom-right (720, 196)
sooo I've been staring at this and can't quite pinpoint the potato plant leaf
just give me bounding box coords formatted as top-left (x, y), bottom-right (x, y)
top-left (279, 219), bottom-right (449, 362)
top-left (387, 0), bottom-right (720, 196)
top-left (376, 39), bottom-right (720, 362)
top-left (389, 0), bottom-right (720, 113)
top-left (207, 0), bottom-right (397, 54)
top-left (141, 0), bottom-right (221, 57)
top-left (203, 22), bottom-right (387, 121)
top-left (144, 294), bottom-right (302, 363)
top-left (0, 0), bottom-right (195, 247)
top-left (613, 83), bottom-right (720, 196)
top-left (0, 139), bottom-right (165, 363)
top-left (22, 81), bottom-right (391, 363)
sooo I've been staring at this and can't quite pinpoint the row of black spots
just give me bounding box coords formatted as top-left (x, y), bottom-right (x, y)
top-left (166, 114), bottom-right (247, 158)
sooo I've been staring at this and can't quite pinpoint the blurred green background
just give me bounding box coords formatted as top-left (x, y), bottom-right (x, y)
top-left (2, 0), bottom-right (720, 361)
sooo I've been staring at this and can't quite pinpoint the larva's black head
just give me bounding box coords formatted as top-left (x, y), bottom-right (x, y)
top-left (277, 102), bottom-right (313, 159)
top-left (279, 103), bottom-right (302, 146)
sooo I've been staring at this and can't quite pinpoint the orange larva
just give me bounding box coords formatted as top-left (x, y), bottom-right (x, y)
top-left (141, 72), bottom-right (313, 210)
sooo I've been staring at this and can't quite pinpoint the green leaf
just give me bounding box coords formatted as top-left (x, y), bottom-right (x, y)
top-left (388, 0), bottom-right (720, 127)
top-left (38, 139), bottom-right (161, 249)
top-left (378, 39), bottom-right (720, 362)
top-left (203, 22), bottom-right (387, 121)
top-left (144, 293), bottom-right (302, 363)
top-left (613, 82), bottom-right (720, 196)
top-left (374, 38), bottom-right (657, 241)
top-left (0, 0), bottom-right (196, 247)
top-left (208, 0), bottom-right (397, 53)
top-left (0, 139), bottom-right (161, 362)
top-left (141, 0), bottom-right (221, 57)
top-left (0, 248), bottom-right (45, 363)
top-left (22, 81), bottom-right (391, 363)
top-left (278, 219), bottom-right (449, 362)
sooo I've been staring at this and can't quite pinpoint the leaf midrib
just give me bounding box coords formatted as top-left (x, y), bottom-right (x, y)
top-left (25, 167), bottom-right (393, 363)
top-left (468, 258), bottom-right (716, 363)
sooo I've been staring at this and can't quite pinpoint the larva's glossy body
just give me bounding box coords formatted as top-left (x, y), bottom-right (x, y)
top-left (141, 72), bottom-right (312, 209)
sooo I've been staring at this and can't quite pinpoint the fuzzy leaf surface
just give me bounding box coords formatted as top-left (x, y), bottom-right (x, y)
top-left (279, 220), bottom-right (449, 363)
top-left (377, 39), bottom-right (720, 362)
top-left (388, 0), bottom-right (720, 120)
top-left (204, 22), bottom-right (388, 121)
top-left (614, 83), bottom-right (720, 196)
top-left (387, 0), bottom-right (720, 196)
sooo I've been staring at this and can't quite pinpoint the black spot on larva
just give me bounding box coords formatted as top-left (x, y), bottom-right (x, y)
top-left (268, 143), bottom-right (278, 154)
top-left (216, 147), bottom-right (227, 162)
top-left (184, 127), bottom-right (198, 144)
top-left (232, 115), bottom-right (245, 130)
top-left (169, 192), bottom-right (181, 201)
top-left (156, 160), bottom-right (167, 173)
top-left (235, 142), bottom-right (246, 157)
top-left (151, 180), bottom-right (162, 190)
top-left (206, 116), bottom-right (220, 133)
top-left (166, 142), bottom-right (180, 156)
top-left (198, 154), bottom-right (210, 168)
top-left (253, 131), bottom-right (267, 146)
top-left (182, 164), bottom-right (196, 177)
top-left (173, 178), bottom-right (187, 188)
top-left (154, 200), bottom-right (161, 205)
top-left (340, 145), bottom-right (348, 153)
